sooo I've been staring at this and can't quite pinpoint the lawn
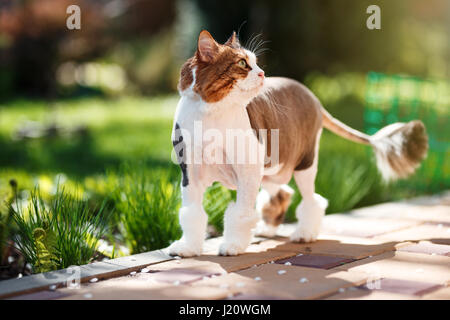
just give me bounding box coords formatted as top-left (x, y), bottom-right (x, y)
top-left (0, 87), bottom-right (447, 278)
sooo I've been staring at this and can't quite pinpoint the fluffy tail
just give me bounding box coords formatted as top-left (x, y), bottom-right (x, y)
top-left (321, 107), bottom-right (428, 181)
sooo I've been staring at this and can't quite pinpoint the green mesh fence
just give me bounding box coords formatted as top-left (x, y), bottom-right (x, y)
top-left (364, 72), bottom-right (449, 192)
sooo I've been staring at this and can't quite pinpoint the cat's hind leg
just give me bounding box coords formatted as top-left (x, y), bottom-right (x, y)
top-left (255, 182), bottom-right (294, 237)
top-left (290, 129), bottom-right (328, 243)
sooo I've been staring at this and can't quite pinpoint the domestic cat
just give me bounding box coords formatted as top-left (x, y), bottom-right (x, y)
top-left (169, 30), bottom-right (428, 257)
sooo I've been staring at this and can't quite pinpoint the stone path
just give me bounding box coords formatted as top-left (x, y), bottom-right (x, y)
top-left (4, 191), bottom-right (450, 300)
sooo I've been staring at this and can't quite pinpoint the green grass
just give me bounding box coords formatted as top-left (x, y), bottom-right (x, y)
top-left (108, 163), bottom-right (182, 254)
top-left (11, 187), bottom-right (109, 273)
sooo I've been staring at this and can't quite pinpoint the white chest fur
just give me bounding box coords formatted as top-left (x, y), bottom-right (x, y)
top-left (172, 92), bottom-right (263, 189)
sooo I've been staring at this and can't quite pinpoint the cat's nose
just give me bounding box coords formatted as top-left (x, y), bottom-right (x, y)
top-left (258, 71), bottom-right (265, 78)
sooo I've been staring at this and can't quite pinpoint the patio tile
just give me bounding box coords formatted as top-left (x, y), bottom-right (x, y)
top-left (349, 200), bottom-right (450, 224)
top-left (59, 281), bottom-right (230, 300)
top-left (422, 286), bottom-right (450, 300)
top-left (267, 235), bottom-right (407, 259)
top-left (144, 268), bottom-right (220, 284)
top-left (358, 278), bottom-right (443, 296)
top-left (0, 267), bottom-right (78, 299)
top-left (320, 214), bottom-right (421, 238)
top-left (323, 288), bottom-right (418, 300)
top-left (235, 263), bottom-right (369, 299)
top-left (192, 272), bottom-right (291, 299)
top-left (275, 254), bottom-right (355, 269)
top-left (105, 249), bottom-right (173, 270)
top-left (191, 250), bottom-right (298, 273)
top-left (7, 290), bottom-right (71, 300)
top-left (144, 258), bottom-right (228, 276)
top-left (397, 241), bottom-right (450, 256)
top-left (335, 251), bottom-right (450, 285)
top-left (374, 224), bottom-right (450, 244)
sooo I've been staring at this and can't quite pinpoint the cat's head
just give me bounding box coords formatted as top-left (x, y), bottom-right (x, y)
top-left (178, 30), bottom-right (265, 104)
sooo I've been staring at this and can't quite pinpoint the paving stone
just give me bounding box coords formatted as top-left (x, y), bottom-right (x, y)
top-left (421, 286), bottom-right (450, 300)
top-left (359, 278), bottom-right (443, 296)
top-left (266, 235), bottom-right (408, 259)
top-left (397, 241), bottom-right (450, 256)
top-left (144, 258), bottom-right (227, 275)
top-left (192, 271), bottom-right (293, 299)
top-left (276, 254), bottom-right (355, 269)
top-left (235, 263), bottom-right (369, 299)
top-left (192, 250), bottom-right (298, 273)
top-left (335, 251), bottom-right (450, 285)
top-left (227, 294), bottom-right (292, 300)
top-left (349, 201), bottom-right (450, 224)
top-left (321, 214), bottom-right (421, 238)
top-left (59, 281), bottom-right (229, 300)
top-left (105, 249), bottom-right (173, 270)
top-left (7, 290), bottom-right (71, 300)
top-left (0, 267), bottom-right (77, 299)
top-left (144, 268), bottom-right (220, 284)
top-left (323, 288), bottom-right (418, 300)
top-left (374, 224), bottom-right (450, 244)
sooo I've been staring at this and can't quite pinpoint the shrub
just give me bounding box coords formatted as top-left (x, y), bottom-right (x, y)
top-left (11, 187), bottom-right (108, 273)
top-left (110, 164), bottom-right (182, 254)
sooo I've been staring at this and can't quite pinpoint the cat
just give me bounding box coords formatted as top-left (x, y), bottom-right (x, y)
top-left (168, 30), bottom-right (428, 257)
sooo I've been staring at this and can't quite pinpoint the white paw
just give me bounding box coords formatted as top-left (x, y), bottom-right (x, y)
top-left (290, 226), bottom-right (319, 243)
top-left (254, 220), bottom-right (277, 238)
top-left (218, 242), bottom-right (247, 256)
top-left (168, 240), bottom-right (202, 257)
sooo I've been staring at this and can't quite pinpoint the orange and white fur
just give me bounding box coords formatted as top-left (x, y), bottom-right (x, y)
top-left (168, 30), bottom-right (428, 257)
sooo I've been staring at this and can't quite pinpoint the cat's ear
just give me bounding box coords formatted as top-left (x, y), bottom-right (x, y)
top-left (225, 31), bottom-right (240, 49)
top-left (197, 30), bottom-right (219, 63)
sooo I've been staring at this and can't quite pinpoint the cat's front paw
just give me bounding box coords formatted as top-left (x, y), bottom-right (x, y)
top-left (218, 241), bottom-right (247, 256)
top-left (168, 240), bottom-right (202, 257)
top-left (290, 227), bottom-right (319, 243)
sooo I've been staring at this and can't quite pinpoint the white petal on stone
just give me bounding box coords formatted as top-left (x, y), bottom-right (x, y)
top-left (254, 277), bottom-right (262, 281)
top-left (174, 256), bottom-right (182, 260)
top-left (17, 273), bottom-right (22, 279)
top-left (83, 293), bottom-right (93, 299)
top-left (431, 253), bottom-right (437, 256)
top-left (236, 282), bottom-right (246, 288)
top-left (270, 261), bottom-right (274, 264)
top-left (277, 270), bottom-right (286, 275)
top-left (202, 276), bottom-right (209, 281)
top-left (338, 288), bottom-right (345, 293)
top-left (130, 271), bottom-right (137, 276)
top-left (437, 224), bottom-right (443, 228)
top-left (297, 253), bottom-right (303, 256)
top-left (173, 280), bottom-right (181, 286)
top-left (89, 277), bottom-right (98, 283)
top-left (299, 277), bottom-right (308, 283)
top-left (141, 268), bottom-right (150, 273)
top-left (49, 285), bottom-right (57, 291)
top-left (284, 262), bottom-right (292, 266)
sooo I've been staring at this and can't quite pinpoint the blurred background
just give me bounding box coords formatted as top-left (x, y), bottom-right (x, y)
top-left (0, 0), bottom-right (449, 277)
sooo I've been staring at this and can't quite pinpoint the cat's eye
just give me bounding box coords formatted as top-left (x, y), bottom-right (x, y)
top-left (238, 59), bottom-right (247, 68)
